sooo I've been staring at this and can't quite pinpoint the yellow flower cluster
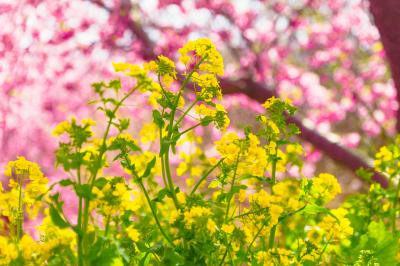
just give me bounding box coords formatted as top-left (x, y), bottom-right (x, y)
top-left (195, 103), bottom-right (230, 130)
top-left (2, 156), bottom-right (48, 221)
top-left (139, 122), bottom-right (159, 143)
top-left (2, 39), bottom-right (378, 265)
top-left (178, 38), bottom-right (224, 76)
top-left (257, 248), bottom-right (292, 266)
top-left (183, 206), bottom-right (212, 228)
top-left (145, 55), bottom-right (177, 88)
top-left (309, 173), bottom-right (342, 204)
top-left (126, 225), bottom-right (140, 242)
top-left (318, 208), bottom-right (354, 243)
top-left (52, 117), bottom-right (95, 137)
top-left (92, 177), bottom-right (140, 216)
top-left (374, 141), bottom-right (400, 176)
top-left (125, 151), bottom-right (160, 177)
top-left (37, 215), bottom-right (76, 259)
top-left (215, 132), bottom-right (267, 176)
top-left (248, 189), bottom-right (284, 225)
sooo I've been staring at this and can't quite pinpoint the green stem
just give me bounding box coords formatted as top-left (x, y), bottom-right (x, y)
top-left (268, 153), bottom-right (278, 250)
top-left (159, 126), bottom-right (169, 189)
top-left (225, 152), bottom-right (241, 222)
top-left (137, 179), bottom-right (174, 246)
top-left (164, 152), bottom-right (181, 209)
top-left (218, 238), bottom-right (232, 266)
top-left (175, 99), bottom-right (198, 126)
top-left (179, 123), bottom-right (202, 137)
top-left (16, 172), bottom-right (23, 241)
top-left (77, 166), bottom-right (84, 266)
top-left (245, 220), bottom-right (269, 260)
top-left (191, 159), bottom-right (223, 195)
top-left (104, 214), bottom-right (112, 237)
top-left (80, 86), bottom-right (138, 264)
top-left (161, 59), bottom-right (204, 211)
top-left (268, 226), bottom-right (277, 249)
top-left (392, 179), bottom-right (400, 232)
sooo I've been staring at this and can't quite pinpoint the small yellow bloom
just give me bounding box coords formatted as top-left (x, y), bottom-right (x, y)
top-left (176, 191), bottom-right (186, 205)
top-left (207, 219), bottom-right (217, 234)
top-left (221, 224), bottom-right (235, 234)
top-left (127, 226), bottom-right (140, 242)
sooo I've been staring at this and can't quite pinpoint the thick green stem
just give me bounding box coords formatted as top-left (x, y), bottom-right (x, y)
top-left (164, 152), bottom-right (181, 209)
top-left (161, 60), bottom-right (204, 211)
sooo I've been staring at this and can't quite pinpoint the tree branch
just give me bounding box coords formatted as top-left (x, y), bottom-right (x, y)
top-left (91, 0), bottom-right (387, 187)
top-left (220, 78), bottom-right (388, 187)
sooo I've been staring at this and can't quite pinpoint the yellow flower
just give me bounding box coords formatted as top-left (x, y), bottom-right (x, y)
top-left (270, 204), bottom-right (283, 225)
top-left (52, 120), bottom-right (71, 136)
top-left (178, 38), bottom-right (224, 76)
top-left (238, 189), bottom-right (247, 203)
top-left (318, 208), bottom-right (353, 241)
top-left (127, 226), bottom-right (140, 242)
top-left (310, 173), bottom-right (342, 204)
top-left (195, 104), bottom-right (216, 117)
top-left (207, 219), bottom-right (217, 234)
top-left (262, 96), bottom-right (278, 109)
top-left (215, 132), bottom-right (240, 165)
top-left (145, 55), bottom-right (177, 88)
top-left (139, 123), bottom-right (158, 143)
top-left (176, 162), bottom-right (188, 176)
top-left (221, 224), bottom-right (235, 234)
top-left (257, 251), bottom-right (271, 265)
top-left (183, 206), bottom-right (212, 228)
top-left (176, 191), bottom-right (186, 205)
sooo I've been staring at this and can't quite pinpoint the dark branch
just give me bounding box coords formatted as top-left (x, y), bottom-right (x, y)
top-left (91, 0), bottom-right (388, 187)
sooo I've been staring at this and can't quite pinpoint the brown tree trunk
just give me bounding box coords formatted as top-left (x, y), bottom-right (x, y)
top-left (370, 0), bottom-right (400, 132)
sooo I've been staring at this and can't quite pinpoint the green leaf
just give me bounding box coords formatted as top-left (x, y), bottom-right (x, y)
top-left (153, 188), bottom-right (170, 202)
top-left (59, 179), bottom-right (75, 187)
top-left (152, 110), bottom-right (164, 128)
top-left (142, 157), bottom-right (157, 178)
top-left (49, 205), bottom-right (70, 229)
top-left (90, 244), bottom-right (120, 266)
top-left (300, 204), bottom-right (339, 222)
top-left (108, 79), bottom-right (121, 91)
top-left (95, 177), bottom-right (108, 188)
top-left (118, 118), bottom-right (130, 131)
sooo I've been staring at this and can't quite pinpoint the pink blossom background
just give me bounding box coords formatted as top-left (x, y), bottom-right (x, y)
top-left (0, 0), bottom-right (394, 190)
